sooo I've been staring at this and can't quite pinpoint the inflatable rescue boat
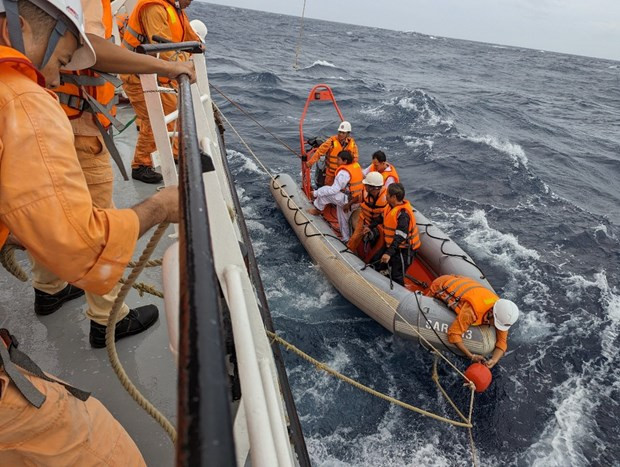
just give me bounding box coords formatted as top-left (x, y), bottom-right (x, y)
top-left (269, 85), bottom-right (496, 356)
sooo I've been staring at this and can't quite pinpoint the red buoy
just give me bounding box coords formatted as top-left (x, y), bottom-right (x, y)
top-left (464, 363), bottom-right (492, 393)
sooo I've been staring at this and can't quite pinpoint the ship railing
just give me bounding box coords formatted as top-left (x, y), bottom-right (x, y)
top-left (134, 26), bottom-right (304, 466)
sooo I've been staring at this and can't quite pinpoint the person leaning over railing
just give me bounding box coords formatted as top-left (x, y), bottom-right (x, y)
top-left (120, 0), bottom-right (199, 184)
top-left (0, 0), bottom-right (179, 464)
top-left (27, 0), bottom-right (196, 349)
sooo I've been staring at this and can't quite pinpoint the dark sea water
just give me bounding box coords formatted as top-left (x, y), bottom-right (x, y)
top-left (193, 3), bottom-right (620, 465)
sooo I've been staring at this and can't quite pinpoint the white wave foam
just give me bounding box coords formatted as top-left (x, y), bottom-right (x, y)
top-left (593, 223), bottom-right (616, 240)
top-left (306, 60), bottom-right (336, 68)
top-left (465, 134), bottom-right (528, 168)
top-left (360, 104), bottom-right (385, 118)
top-left (403, 135), bottom-right (434, 152)
top-left (227, 148), bottom-right (262, 175)
top-left (526, 375), bottom-right (599, 467)
top-left (394, 95), bottom-right (454, 129)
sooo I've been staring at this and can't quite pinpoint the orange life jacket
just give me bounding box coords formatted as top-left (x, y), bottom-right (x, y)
top-left (431, 275), bottom-right (499, 323)
top-left (53, 0), bottom-right (120, 130)
top-left (0, 47), bottom-right (45, 248)
top-left (383, 200), bottom-right (420, 250)
top-left (325, 136), bottom-right (358, 180)
top-left (360, 186), bottom-right (387, 225)
top-left (335, 162), bottom-right (364, 201)
top-left (370, 163), bottom-right (399, 185)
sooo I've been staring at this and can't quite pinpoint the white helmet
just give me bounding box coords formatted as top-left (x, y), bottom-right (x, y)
top-left (493, 299), bottom-right (519, 331)
top-left (0, 0), bottom-right (95, 70)
top-left (190, 19), bottom-right (207, 41)
top-left (338, 121), bottom-right (352, 133)
top-left (363, 172), bottom-right (384, 187)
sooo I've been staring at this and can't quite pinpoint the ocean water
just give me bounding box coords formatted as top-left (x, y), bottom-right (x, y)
top-left (193, 3), bottom-right (620, 465)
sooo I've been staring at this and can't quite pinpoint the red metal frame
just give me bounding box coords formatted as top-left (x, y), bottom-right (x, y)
top-left (299, 84), bottom-right (345, 199)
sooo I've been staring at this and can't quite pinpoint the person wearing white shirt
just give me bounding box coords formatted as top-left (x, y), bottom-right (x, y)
top-left (363, 150), bottom-right (399, 188)
top-left (308, 151), bottom-right (355, 241)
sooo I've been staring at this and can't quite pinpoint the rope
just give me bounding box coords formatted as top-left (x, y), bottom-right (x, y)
top-left (210, 84), bottom-right (301, 158)
top-left (293, 0), bottom-right (307, 70)
top-left (0, 245), bottom-right (28, 282)
top-left (268, 331), bottom-right (473, 428)
top-left (118, 278), bottom-right (164, 298)
top-left (105, 222), bottom-right (177, 443)
top-left (127, 258), bottom-right (162, 268)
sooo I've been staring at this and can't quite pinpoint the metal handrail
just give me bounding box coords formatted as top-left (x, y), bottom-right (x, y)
top-left (175, 74), bottom-right (236, 466)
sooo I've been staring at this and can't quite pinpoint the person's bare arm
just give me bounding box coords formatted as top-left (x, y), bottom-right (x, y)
top-left (87, 33), bottom-right (196, 82)
top-left (131, 186), bottom-right (179, 237)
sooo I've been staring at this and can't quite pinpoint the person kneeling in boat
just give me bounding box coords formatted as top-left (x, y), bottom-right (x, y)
top-left (306, 121), bottom-right (359, 186)
top-left (370, 183), bottom-right (420, 286)
top-left (346, 171), bottom-right (387, 252)
top-left (363, 150), bottom-right (399, 188)
top-left (428, 275), bottom-right (520, 368)
top-left (308, 150), bottom-right (363, 242)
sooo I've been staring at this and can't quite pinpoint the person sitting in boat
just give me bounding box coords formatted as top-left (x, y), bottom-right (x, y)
top-left (346, 171), bottom-right (387, 252)
top-left (427, 275), bottom-right (520, 368)
top-left (121, 0), bottom-right (200, 183)
top-left (305, 121), bottom-right (359, 186)
top-left (363, 150), bottom-right (399, 188)
top-left (308, 150), bottom-right (363, 242)
top-left (370, 183), bottom-right (420, 286)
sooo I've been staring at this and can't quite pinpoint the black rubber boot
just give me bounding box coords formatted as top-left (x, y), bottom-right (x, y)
top-left (34, 284), bottom-right (85, 316)
top-left (89, 305), bottom-right (159, 348)
top-left (131, 165), bottom-right (163, 184)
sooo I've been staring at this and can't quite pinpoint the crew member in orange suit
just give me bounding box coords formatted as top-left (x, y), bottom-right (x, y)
top-left (306, 120), bottom-right (359, 186)
top-left (427, 275), bottom-right (519, 368)
top-left (121, 0), bottom-right (199, 183)
top-left (32, 0), bottom-right (195, 348)
top-left (0, 0), bottom-right (179, 463)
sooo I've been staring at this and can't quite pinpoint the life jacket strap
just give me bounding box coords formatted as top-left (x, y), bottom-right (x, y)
top-left (0, 329), bottom-right (90, 408)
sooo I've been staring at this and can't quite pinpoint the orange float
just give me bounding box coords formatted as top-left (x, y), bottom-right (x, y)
top-left (464, 363), bottom-right (492, 393)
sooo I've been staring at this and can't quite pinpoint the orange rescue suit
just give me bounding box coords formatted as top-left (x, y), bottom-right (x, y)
top-left (0, 48), bottom-right (45, 250)
top-left (53, 0), bottom-right (118, 129)
top-left (428, 275), bottom-right (508, 352)
top-left (122, 0), bottom-right (197, 84)
top-left (335, 161), bottom-right (364, 202)
top-left (383, 201), bottom-right (420, 250)
top-left (0, 46), bottom-right (139, 294)
top-left (370, 163), bottom-right (399, 185)
top-left (308, 135), bottom-right (359, 182)
top-left (360, 186), bottom-right (387, 225)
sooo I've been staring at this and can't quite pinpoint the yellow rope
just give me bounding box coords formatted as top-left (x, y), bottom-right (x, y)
top-left (119, 278), bottom-right (164, 298)
top-left (127, 258), bottom-right (162, 268)
top-left (268, 330), bottom-right (473, 428)
top-left (0, 245), bottom-right (28, 282)
top-left (106, 222), bottom-right (177, 443)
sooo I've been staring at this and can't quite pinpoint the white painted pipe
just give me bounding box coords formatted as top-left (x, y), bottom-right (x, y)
top-left (164, 93), bottom-right (209, 124)
top-left (223, 266), bottom-right (279, 466)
